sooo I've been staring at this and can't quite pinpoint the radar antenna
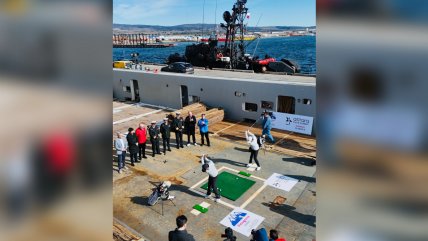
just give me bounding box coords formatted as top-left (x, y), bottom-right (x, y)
top-left (220, 0), bottom-right (248, 68)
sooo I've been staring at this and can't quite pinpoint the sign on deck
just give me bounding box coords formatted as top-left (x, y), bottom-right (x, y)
top-left (220, 207), bottom-right (265, 237)
top-left (265, 173), bottom-right (299, 192)
top-left (271, 112), bottom-right (314, 135)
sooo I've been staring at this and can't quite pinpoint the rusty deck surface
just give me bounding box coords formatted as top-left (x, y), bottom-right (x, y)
top-left (112, 101), bottom-right (316, 241)
top-left (113, 101), bottom-right (316, 159)
top-left (211, 120), bottom-right (316, 159)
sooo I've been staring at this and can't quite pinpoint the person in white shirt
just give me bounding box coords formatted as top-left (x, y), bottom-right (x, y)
top-left (245, 130), bottom-right (265, 171)
top-left (201, 154), bottom-right (221, 201)
top-left (114, 132), bottom-right (128, 173)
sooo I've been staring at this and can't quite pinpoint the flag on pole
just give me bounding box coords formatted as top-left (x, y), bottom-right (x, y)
top-left (246, 13), bottom-right (251, 19)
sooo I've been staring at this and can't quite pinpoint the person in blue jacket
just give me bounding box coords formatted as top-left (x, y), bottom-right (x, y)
top-left (251, 228), bottom-right (270, 241)
top-left (262, 111), bottom-right (275, 143)
top-left (197, 113), bottom-right (210, 146)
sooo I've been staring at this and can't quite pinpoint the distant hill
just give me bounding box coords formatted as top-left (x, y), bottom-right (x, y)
top-left (113, 23), bottom-right (315, 34)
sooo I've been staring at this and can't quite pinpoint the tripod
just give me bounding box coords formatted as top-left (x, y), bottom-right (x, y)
top-left (159, 193), bottom-right (176, 216)
top-left (148, 181), bottom-right (177, 216)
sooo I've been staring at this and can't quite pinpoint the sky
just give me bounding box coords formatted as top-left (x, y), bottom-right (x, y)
top-left (113, 0), bottom-right (316, 26)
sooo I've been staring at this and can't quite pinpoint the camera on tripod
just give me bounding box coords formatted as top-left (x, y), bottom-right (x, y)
top-left (147, 181), bottom-right (173, 206)
top-left (221, 227), bottom-right (236, 241)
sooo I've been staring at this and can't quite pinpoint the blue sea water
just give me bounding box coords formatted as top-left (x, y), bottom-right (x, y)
top-left (113, 36), bottom-right (316, 74)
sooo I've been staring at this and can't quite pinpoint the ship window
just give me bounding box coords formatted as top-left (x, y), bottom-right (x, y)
top-left (189, 95), bottom-right (200, 104)
top-left (243, 102), bottom-right (258, 112)
top-left (303, 99), bottom-right (312, 105)
top-left (261, 101), bottom-right (273, 110)
top-left (277, 96), bottom-right (295, 114)
top-left (244, 118), bottom-right (256, 123)
top-left (235, 91), bottom-right (242, 97)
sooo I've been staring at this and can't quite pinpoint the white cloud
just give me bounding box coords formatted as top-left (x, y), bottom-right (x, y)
top-left (113, 0), bottom-right (182, 24)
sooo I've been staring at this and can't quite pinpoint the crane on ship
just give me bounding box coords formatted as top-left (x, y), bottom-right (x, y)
top-left (167, 0), bottom-right (300, 74)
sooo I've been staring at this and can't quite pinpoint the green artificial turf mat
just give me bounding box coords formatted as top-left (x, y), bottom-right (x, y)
top-left (193, 204), bottom-right (208, 213)
top-left (200, 171), bottom-right (256, 201)
top-left (238, 171), bottom-right (251, 177)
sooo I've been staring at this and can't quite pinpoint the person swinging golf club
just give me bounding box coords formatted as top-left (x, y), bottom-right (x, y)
top-left (245, 130), bottom-right (265, 171)
top-left (201, 154), bottom-right (221, 202)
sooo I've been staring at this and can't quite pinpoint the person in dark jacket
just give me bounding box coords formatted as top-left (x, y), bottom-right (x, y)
top-left (197, 113), bottom-right (210, 146)
top-left (172, 112), bottom-right (184, 149)
top-left (160, 117), bottom-right (172, 154)
top-left (148, 121), bottom-right (161, 157)
top-left (269, 229), bottom-right (286, 241)
top-left (185, 111), bottom-right (198, 146)
top-left (168, 215), bottom-right (195, 241)
top-left (126, 127), bottom-right (138, 166)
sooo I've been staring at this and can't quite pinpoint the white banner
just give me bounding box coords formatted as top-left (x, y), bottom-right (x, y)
top-left (219, 208), bottom-right (265, 237)
top-left (265, 173), bottom-right (299, 192)
top-left (270, 112), bottom-right (314, 135)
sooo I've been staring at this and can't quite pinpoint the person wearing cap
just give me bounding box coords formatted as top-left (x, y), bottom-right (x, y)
top-left (262, 110), bottom-right (275, 143)
top-left (184, 111), bottom-right (198, 146)
top-left (126, 127), bottom-right (138, 166)
top-left (201, 154), bottom-right (221, 201)
top-left (197, 113), bottom-right (210, 147)
top-left (172, 112), bottom-right (184, 149)
top-left (135, 123), bottom-right (147, 160)
top-left (114, 132), bottom-right (128, 173)
top-left (160, 117), bottom-right (172, 154)
top-left (148, 121), bottom-right (161, 157)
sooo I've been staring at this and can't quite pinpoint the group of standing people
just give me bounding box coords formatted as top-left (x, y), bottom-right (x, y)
top-left (168, 215), bottom-right (286, 241)
top-left (114, 111), bottom-right (211, 173)
top-left (115, 110), bottom-right (274, 174)
top-left (114, 123), bottom-right (150, 173)
top-left (172, 111), bottom-right (210, 148)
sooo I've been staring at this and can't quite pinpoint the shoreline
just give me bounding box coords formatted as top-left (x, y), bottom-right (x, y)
top-left (112, 34), bottom-right (315, 44)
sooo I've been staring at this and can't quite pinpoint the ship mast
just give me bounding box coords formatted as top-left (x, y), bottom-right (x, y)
top-left (221, 0), bottom-right (248, 68)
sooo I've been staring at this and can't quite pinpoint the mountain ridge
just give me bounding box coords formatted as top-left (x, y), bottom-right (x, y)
top-left (113, 23), bottom-right (315, 33)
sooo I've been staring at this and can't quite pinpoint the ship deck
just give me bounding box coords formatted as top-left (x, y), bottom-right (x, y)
top-left (115, 64), bottom-right (316, 85)
top-left (113, 101), bottom-right (316, 241)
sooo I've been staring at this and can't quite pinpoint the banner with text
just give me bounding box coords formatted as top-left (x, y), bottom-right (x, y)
top-left (270, 112), bottom-right (314, 135)
top-left (219, 207), bottom-right (265, 237)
